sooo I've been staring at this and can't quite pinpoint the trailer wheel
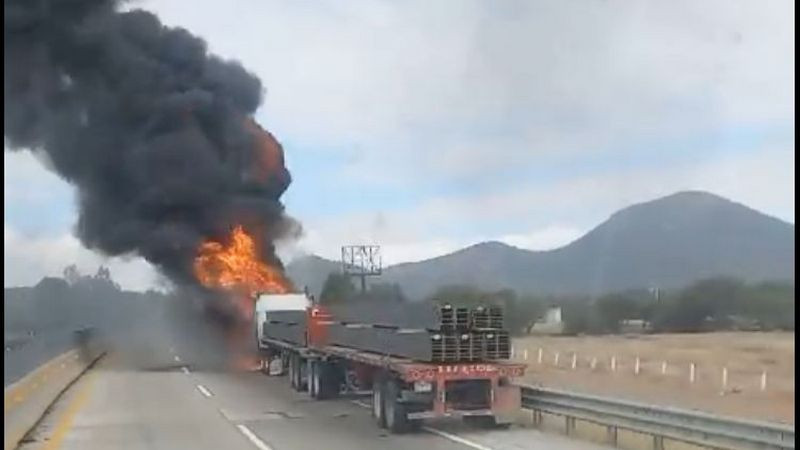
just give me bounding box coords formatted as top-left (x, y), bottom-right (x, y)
top-left (281, 353), bottom-right (290, 376)
top-left (290, 355), bottom-right (304, 392)
top-left (384, 378), bottom-right (411, 434)
top-left (308, 361), bottom-right (319, 398)
top-left (298, 356), bottom-right (308, 391)
top-left (288, 355), bottom-right (298, 390)
top-left (315, 361), bottom-right (340, 400)
top-left (372, 378), bottom-right (386, 428)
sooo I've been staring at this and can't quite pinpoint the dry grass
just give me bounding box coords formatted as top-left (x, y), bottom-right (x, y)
top-left (513, 332), bottom-right (794, 425)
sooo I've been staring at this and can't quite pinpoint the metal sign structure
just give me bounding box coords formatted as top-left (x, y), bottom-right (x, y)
top-left (341, 245), bottom-right (382, 291)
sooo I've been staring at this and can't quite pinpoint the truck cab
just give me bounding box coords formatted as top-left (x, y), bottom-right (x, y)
top-left (254, 293), bottom-right (311, 345)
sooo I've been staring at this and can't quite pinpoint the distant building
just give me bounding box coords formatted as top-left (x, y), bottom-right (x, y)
top-left (543, 307), bottom-right (562, 324)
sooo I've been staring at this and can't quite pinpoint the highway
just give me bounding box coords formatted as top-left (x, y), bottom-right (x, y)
top-left (15, 337), bottom-right (610, 450)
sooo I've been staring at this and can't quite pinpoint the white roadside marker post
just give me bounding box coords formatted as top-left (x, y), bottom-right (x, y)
top-left (721, 367), bottom-right (728, 391)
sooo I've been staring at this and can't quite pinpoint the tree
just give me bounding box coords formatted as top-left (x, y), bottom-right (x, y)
top-left (427, 284), bottom-right (485, 306)
top-left (740, 281), bottom-right (794, 330)
top-left (63, 264), bottom-right (81, 285)
top-left (95, 265), bottom-right (111, 280)
top-left (652, 277), bottom-right (746, 332)
top-left (595, 293), bottom-right (638, 333)
top-left (319, 272), bottom-right (356, 305)
top-left (561, 300), bottom-right (596, 335)
top-left (354, 282), bottom-right (407, 303)
top-left (426, 285), bottom-right (544, 336)
top-left (514, 295), bottom-right (544, 334)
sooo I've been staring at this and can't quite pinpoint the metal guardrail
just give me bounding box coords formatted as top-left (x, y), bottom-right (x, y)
top-left (520, 385), bottom-right (794, 450)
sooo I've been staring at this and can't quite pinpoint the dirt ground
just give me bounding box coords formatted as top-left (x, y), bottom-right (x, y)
top-left (513, 332), bottom-right (794, 425)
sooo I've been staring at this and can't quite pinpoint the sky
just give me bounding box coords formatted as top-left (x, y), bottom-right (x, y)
top-left (4, 0), bottom-right (795, 291)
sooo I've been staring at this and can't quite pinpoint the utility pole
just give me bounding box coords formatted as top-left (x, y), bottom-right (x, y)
top-left (341, 245), bottom-right (382, 293)
top-left (649, 286), bottom-right (660, 303)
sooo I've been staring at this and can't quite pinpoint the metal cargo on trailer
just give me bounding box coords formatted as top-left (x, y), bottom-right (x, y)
top-left (255, 297), bottom-right (526, 434)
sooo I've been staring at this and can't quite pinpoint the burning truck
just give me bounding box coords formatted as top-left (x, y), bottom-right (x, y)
top-left (254, 292), bottom-right (526, 433)
top-left (5, 0), bottom-right (526, 433)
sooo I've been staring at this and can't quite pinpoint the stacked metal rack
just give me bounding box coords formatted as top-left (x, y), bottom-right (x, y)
top-left (325, 302), bottom-right (510, 363)
top-left (431, 304), bottom-right (510, 362)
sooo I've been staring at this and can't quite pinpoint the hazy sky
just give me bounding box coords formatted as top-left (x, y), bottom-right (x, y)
top-left (4, 0), bottom-right (795, 290)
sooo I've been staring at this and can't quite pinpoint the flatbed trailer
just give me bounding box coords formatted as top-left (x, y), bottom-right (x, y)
top-left (258, 305), bottom-right (526, 433)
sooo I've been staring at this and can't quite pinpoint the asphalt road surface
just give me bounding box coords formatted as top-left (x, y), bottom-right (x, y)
top-left (17, 340), bottom-right (611, 450)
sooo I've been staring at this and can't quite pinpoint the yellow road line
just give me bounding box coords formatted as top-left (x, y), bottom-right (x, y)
top-left (4, 427), bottom-right (28, 450)
top-left (41, 372), bottom-right (95, 450)
top-left (4, 352), bottom-right (77, 413)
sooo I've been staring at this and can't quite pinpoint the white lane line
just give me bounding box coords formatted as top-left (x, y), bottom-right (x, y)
top-left (423, 427), bottom-right (496, 450)
top-left (350, 398), bottom-right (494, 450)
top-left (195, 384), bottom-right (213, 398)
top-left (174, 355), bottom-right (181, 362)
top-left (236, 424), bottom-right (274, 450)
top-left (181, 367), bottom-right (191, 375)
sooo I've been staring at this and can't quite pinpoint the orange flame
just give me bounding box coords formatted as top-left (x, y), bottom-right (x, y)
top-left (193, 225), bottom-right (290, 308)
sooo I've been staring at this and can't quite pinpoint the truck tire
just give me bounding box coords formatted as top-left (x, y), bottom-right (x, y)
top-left (288, 355), bottom-right (298, 390)
top-left (260, 357), bottom-right (270, 375)
top-left (317, 362), bottom-right (341, 400)
top-left (290, 355), bottom-right (303, 392)
top-left (372, 378), bottom-right (386, 428)
top-left (384, 378), bottom-right (412, 434)
top-left (308, 360), bottom-right (320, 398)
top-left (298, 356), bottom-right (308, 391)
top-left (281, 353), bottom-right (290, 377)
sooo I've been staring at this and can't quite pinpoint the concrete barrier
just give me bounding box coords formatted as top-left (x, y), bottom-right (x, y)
top-left (4, 332), bottom-right (104, 450)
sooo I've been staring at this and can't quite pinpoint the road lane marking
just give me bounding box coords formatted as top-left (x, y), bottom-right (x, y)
top-left (236, 424), bottom-right (274, 450)
top-left (4, 350), bottom-right (81, 413)
top-left (423, 427), bottom-right (496, 450)
top-left (42, 372), bottom-right (95, 450)
top-left (196, 384), bottom-right (213, 398)
top-left (182, 367), bottom-right (191, 375)
top-left (350, 398), bottom-right (495, 450)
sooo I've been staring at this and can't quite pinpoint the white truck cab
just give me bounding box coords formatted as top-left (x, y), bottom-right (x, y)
top-left (254, 293), bottom-right (311, 346)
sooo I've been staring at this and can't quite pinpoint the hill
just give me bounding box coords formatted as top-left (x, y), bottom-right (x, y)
top-left (286, 191), bottom-right (795, 300)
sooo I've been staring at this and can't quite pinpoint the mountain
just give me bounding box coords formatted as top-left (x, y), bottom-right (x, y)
top-left (287, 191), bottom-right (795, 300)
top-left (285, 254), bottom-right (340, 298)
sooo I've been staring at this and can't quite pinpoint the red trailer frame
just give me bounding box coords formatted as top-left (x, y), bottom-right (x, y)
top-left (259, 304), bottom-right (527, 433)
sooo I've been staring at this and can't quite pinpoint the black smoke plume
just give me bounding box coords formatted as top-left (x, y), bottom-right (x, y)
top-left (4, 0), bottom-right (295, 287)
